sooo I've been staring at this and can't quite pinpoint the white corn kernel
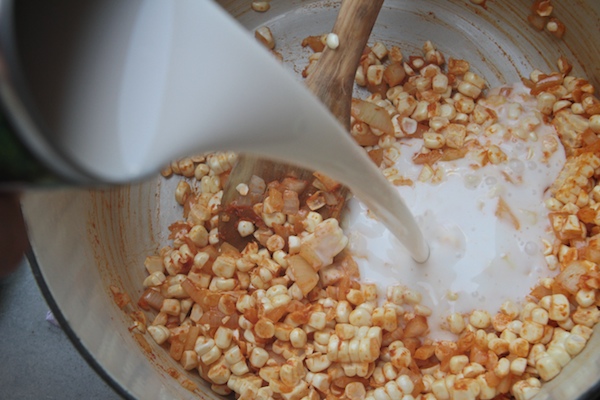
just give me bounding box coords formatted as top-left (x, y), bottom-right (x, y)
top-left (449, 355), bottom-right (469, 374)
top-left (147, 325), bottom-right (170, 345)
top-left (308, 312), bottom-right (327, 331)
top-left (423, 132), bottom-right (445, 149)
top-left (143, 271), bottom-right (166, 288)
top-left (290, 328), bottom-right (308, 348)
top-left (161, 299), bottom-right (180, 316)
top-left (590, 115), bottom-right (600, 133)
top-left (469, 310), bottom-right (491, 329)
top-left (194, 337), bottom-right (215, 356)
top-left (536, 355), bottom-right (562, 381)
top-left (181, 350), bottom-right (198, 370)
top-left (306, 353), bottom-right (332, 373)
top-left (543, 294), bottom-right (570, 322)
top-left (144, 255), bottom-right (164, 274)
top-left (230, 360), bottom-right (250, 376)
top-left (564, 333), bottom-right (587, 356)
top-left (512, 378), bottom-right (541, 400)
top-left (546, 345), bottom-right (571, 367)
top-left (520, 320), bottom-right (545, 343)
top-left (251, 1), bottom-right (270, 12)
top-left (575, 289), bottom-right (596, 307)
top-left (255, 26), bottom-right (275, 50)
top-left (212, 255), bottom-right (237, 278)
top-left (458, 80), bottom-right (482, 98)
top-left (510, 357), bottom-right (528, 376)
top-left (447, 313), bottom-right (466, 334)
top-left (201, 345), bottom-right (222, 365)
top-left (237, 220), bottom-right (255, 238)
top-left (349, 307), bottom-right (372, 327)
top-left (214, 326), bottom-right (233, 349)
top-left (249, 347), bottom-right (269, 368)
top-left (326, 33), bottom-right (340, 50)
top-left (494, 357), bottom-right (510, 378)
top-left (175, 181), bottom-right (191, 205)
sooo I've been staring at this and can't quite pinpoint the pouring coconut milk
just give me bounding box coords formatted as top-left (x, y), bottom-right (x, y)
top-left (0, 0), bottom-right (428, 261)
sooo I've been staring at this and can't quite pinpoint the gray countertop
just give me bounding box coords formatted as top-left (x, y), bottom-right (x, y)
top-left (0, 258), bottom-right (121, 399)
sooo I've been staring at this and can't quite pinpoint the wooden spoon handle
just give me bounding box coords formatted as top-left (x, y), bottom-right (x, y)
top-left (305, 0), bottom-right (384, 130)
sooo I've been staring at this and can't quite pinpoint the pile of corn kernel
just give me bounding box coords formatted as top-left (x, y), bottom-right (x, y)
top-left (136, 30), bottom-right (600, 400)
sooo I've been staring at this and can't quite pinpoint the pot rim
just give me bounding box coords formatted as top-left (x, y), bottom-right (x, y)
top-left (27, 249), bottom-right (134, 400)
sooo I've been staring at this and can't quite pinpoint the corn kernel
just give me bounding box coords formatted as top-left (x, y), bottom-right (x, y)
top-left (469, 310), bottom-right (491, 329)
top-left (214, 326), bottom-right (233, 349)
top-left (510, 357), bottom-right (528, 376)
top-left (536, 355), bottom-right (562, 381)
top-left (290, 328), bottom-right (308, 348)
top-left (349, 307), bottom-right (372, 327)
top-left (147, 325), bottom-right (170, 345)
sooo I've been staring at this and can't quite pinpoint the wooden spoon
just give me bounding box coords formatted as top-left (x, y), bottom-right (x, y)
top-left (219, 0), bottom-right (384, 248)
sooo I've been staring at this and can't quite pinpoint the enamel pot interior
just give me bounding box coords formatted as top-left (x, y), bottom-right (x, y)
top-left (22, 0), bottom-right (600, 399)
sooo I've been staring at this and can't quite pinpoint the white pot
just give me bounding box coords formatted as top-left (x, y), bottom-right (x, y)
top-left (22, 0), bottom-right (600, 399)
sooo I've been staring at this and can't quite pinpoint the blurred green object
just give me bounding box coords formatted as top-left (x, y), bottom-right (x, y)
top-left (0, 113), bottom-right (57, 185)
